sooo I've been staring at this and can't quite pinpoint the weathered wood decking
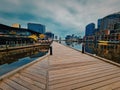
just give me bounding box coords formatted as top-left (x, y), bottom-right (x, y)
top-left (0, 41), bottom-right (120, 90)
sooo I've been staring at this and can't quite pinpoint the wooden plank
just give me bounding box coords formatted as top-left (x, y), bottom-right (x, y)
top-left (0, 82), bottom-right (15, 90)
top-left (49, 61), bottom-right (102, 70)
top-left (49, 63), bottom-right (116, 78)
top-left (4, 79), bottom-right (29, 90)
top-left (32, 64), bottom-right (49, 69)
top-left (49, 56), bottom-right (100, 64)
top-left (93, 81), bottom-right (120, 90)
top-left (49, 71), bottom-right (120, 89)
top-left (49, 63), bottom-right (106, 75)
top-left (113, 87), bottom-right (120, 90)
top-left (49, 67), bottom-right (119, 85)
top-left (24, 68), bottom-right (47, 79)
top-left (33, 59), bottom-right (49, 69)
top-left (10, 75), bottom-right (42, 90)
top-left (49, 63), bottom-right (116, 76)
top-left (26, 66), bottom-right (47, 76)
top-left (21, 70), bottom-right (46, 83)
top-left (20, 72), bottom-right (46, 84)
top-left (75, 77), bottom-right (120, 90)
top-left (16, 74), bottom-right (46, 89)
top-left (49, 64), bottom-right (117, 80)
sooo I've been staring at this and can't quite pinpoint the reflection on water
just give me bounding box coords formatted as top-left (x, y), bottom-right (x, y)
top-left (62, 41), bottom-right (120, 64)
top-left (85, 43), bottom-right (120, 63)
top-left (0, 48), bottom-right (47, 76)
top-left (62, 41), bottom-right (82, 51)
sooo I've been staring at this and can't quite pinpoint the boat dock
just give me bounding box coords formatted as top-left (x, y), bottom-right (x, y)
top-left (0, 41), bottom-right (120, 90)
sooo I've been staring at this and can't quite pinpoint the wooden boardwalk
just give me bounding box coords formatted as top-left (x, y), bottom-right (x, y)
top-left (0, 41), bottom-right (120, 90)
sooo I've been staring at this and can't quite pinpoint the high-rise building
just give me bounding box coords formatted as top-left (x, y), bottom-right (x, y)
top-left (99, 12), bottom-right (120, 31)
top-left (85, 23), bottom-right (95, 36)
top-left (12, 23), bottom-right (21, 28)
top-left (97, 19), bottom-right (102, 31)
top-left (27, 23), bottom-right (45, 34)
top-left (84, 12), bottom-right (120, 42)
top-left (97, 12), bottom-right (120, 41)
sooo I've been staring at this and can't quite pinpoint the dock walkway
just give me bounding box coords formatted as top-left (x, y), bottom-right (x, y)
top-left (0, 41), bottom-right (120, 90)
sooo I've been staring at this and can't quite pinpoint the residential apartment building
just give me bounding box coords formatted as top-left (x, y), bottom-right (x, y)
top-left (98, 12), bottom-right (120, 42)
top-left (85, 12), bottom-right (120, 42)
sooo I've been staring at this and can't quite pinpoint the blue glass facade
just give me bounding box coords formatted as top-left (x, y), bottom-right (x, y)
top-left (45, 32), bottom-right (54, 39)
top-left (85, 23), bottom-right (95, 36)
top-left (28, 23), bottom-right (45, 34)
top-left (97, 19), bottom-right (102, 31)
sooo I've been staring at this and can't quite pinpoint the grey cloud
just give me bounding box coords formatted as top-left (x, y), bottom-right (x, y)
top-left (0, 0), bottom-right (120, 37)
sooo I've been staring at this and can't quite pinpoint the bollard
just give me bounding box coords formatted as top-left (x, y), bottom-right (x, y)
top-left (50, 46), bottom-right (53, 55)
top-left (82, 43), bottom-right (85, 53)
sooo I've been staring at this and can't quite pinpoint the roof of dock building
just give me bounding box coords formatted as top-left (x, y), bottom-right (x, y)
top-left (0, 23), bottom-right (41, 34)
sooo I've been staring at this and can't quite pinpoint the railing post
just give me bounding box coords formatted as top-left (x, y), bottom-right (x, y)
top-left (50, 46), bottom-right (52, 55)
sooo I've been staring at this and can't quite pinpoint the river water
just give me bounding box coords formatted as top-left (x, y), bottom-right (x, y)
top-left (61, 41), bottom-right (120, 64)
top-left (0, 49), bottom-right (47, 76)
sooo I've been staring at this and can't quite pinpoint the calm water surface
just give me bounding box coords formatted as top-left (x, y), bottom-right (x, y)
top-left (0, 49), bottom-right (47, 76)
top-left (61, 41), bottom-right (120, 64)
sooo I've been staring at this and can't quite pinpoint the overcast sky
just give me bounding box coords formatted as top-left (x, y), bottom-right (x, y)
top-left (0, 0), bottom-right (120, 38)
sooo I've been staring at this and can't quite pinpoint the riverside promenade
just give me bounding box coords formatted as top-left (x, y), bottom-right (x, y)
top-left (0, 41), bottom-right (120, 90)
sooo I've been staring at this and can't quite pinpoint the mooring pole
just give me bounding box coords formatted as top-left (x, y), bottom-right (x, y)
top-left (50, 46), bottom-right (53, 55)
top-left (82, 43), bottom-right (85, 53)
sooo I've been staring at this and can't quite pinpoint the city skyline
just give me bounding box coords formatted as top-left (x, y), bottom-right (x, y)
top-left (0, 0), bottom-right (120, 38)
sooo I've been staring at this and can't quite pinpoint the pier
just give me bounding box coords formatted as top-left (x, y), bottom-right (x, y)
top-left (0, 41), bottom-right (120, 90)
